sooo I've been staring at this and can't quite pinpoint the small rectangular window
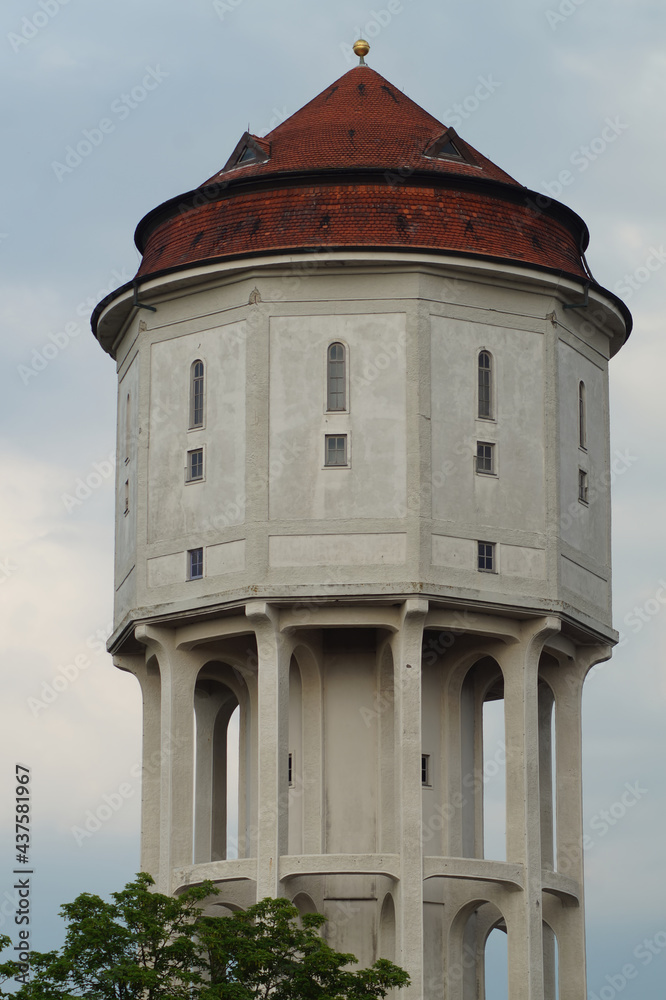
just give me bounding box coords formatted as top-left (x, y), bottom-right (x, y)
top-left (288, 752), bottom-right (293, 786)
top-left (578, 469), bottom-right (589, 504)
top-left (476, 441), bottom-right (495, 475)
top-left (187, 547), bottom-right (204, 580)
top-left (478, 541), bottom-right (495, 573)
top-left (186, 448), bottom-right (204, 482)
top-left (421, 754), bottom-right (430, 786)
top-left (325, 434), bottom-right (347, 467)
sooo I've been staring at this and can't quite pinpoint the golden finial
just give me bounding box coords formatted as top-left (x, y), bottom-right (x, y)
top-left (353, 39), bottom-right (370, 65)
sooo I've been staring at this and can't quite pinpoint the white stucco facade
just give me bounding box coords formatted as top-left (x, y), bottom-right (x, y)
top-left (97, 244), bottom-right (628, 998)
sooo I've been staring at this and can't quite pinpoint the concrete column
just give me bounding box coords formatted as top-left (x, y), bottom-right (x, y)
top-left (538, 683), bottom-right (555, 870)
top-left (194, 689), bottom-right (223, 863)
top-left (501, 617), bottom-right (560, 1000)
top-left (391, 597), bottom-right (428, 1000)
top-left (246, 601), bottom-right (291, 898)
top-left (541, 643), bottom-right (610, 1000)
top-left (114, 653), bottom-right (160, 877)
top-left (135, 624), bottom-right (198, 891)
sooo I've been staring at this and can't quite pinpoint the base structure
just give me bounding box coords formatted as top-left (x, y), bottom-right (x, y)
top-left (116, 597), bottom-right (609, 999)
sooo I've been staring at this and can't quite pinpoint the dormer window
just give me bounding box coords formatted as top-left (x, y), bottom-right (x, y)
top-left (221, 132), bottom-right (271, 172)
top-left (424, 128), bottom-right (477, 166)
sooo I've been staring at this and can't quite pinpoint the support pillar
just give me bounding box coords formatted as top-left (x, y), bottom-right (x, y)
top-left (391, 597), bottom-right (428, 1000)
top-left (501, 617), bottom-right (560, 1000)
top-left (135, 624), bottom-right (198, 892)
top-left (246, 601), bottom-right (291, 898)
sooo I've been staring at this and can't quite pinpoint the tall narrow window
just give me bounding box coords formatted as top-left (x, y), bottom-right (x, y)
top-left (190, 360), bottom-right (205, 428)
top-left (578, 380), bottom-right (586, 449)
top-left (327, 343), bottom-right (346, 411)
top-left (124, 393), bottom-right (131, 465)
top-left (188, 547), bottom-right (204, 580)
top-left (478, 351), bottom-right (492, 418)
top-left (578, 469), bottom-right (589, 504)
top-left (421, 754), bottom-right (430, 786)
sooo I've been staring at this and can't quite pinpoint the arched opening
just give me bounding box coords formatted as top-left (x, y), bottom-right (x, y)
top-left (327, 342), bottom-right (346, 411)
top-left (543, 920), bottom-right (559, 1000)
top-left (478, 350), bottom-right (493, 419)
top-left (194, 662), bottom-right (249, 864)
top-left (379, 893), bottom-right (396, 961)
top-left (288, 657), bottom-right (304, 855)
top-left (292, 891), bottom-right (318, 917)
top-left (459, 657), bottom-right (505, 860)
top-left (484, 925), bottom-right (508, 1000)
top-left (482, 679), bottom-right (506, 862)
top-left (449, 900), bottom-right (506, 1000)
top-left (189, 359), bottom-right (205, 428)
top-left (538, 673), bottom-right (557, 870)
top-left (226, 705), bottom-right (240, 858)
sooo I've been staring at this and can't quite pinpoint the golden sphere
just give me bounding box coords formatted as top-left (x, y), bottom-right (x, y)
top-left (353, 39), bottom-right (370, 58)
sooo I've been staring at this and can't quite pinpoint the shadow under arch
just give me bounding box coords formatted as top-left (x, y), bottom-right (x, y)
top-left (378, 892), bottom-right (396, 962)
top-left (447, 653), bottom-right (505, 860)
top-left (289, 641), bottom-right (323, 856)
top-left (448, 898), bottom-right (506, 1000)
top-left (194, 660), bottom-right (252, 864)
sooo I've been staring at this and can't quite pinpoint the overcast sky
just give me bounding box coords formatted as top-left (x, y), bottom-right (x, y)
top-left (0, 1), bottom-right (664, 997)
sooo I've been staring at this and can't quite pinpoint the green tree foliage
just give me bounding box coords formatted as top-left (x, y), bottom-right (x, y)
top-left (0, 874), bottom-right (409, 1000)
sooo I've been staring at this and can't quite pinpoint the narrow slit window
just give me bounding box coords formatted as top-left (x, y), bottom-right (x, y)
top-left (124, 393), bottom-right (131, 465)
top-left (190, 360), bottom-right (205, 429)
top-left (187, 448), bottom-right (204, 482)
top-left (421, 754), bottom-right (430, 786)
top-left (188, 547), bottom-right (204, 580)
top-left (579, 381), bottom-right (586, 449)
top-left (478, 351), bottom-right (492, 418)
top-left (123, 480), bottom-right (129, 517)
top-left (578, 469), bottom-right (589, 504)
top-left (327, 342), bottom-right (346, 411)
top-left (325, 434), bottom-right (347, 467)
top-left (476, 441), bottom-right (495, 475)
top-left (478, 541), bottom-right (495, 573)
top-left (288, 752), bottom-right (293, 786)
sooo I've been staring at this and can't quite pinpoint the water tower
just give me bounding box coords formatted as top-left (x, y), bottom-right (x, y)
top-left (93, 43), bottom-right (630, 999)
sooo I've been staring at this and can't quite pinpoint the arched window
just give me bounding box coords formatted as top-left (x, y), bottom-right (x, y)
top-left (478, 351), bottom-right (492, 419)
top-left (327, 342), bottom-right (346, 411)
top-left (190, 360), bottom-right (204, 428)
top-left (578, 380), bottom-right (586, 449)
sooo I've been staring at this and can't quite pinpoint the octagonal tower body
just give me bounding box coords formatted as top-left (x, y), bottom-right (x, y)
top-left (95, 63), bottom-right (630, 1000)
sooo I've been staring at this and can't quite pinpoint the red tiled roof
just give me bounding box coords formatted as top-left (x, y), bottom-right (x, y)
top-left (130, 65), bottom-right (592, 287)
top-left (202, 66), bottom-right (519, 187)
top-left (137, 179), bottom-right (588, 279)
